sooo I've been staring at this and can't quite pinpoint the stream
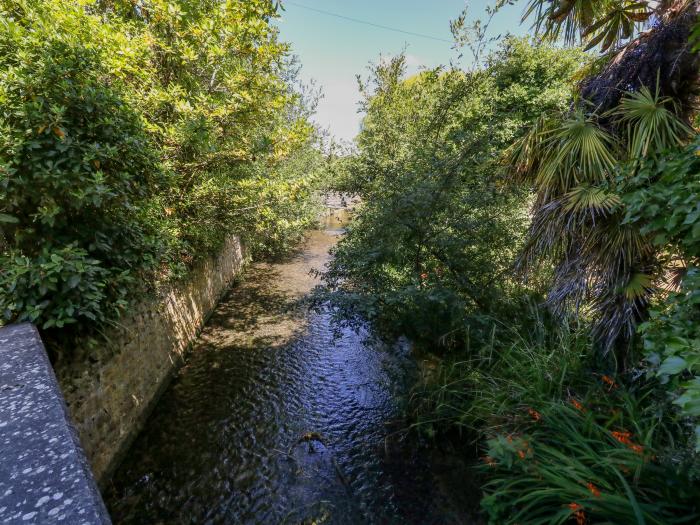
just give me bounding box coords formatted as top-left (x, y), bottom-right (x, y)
top-left (105, 201), bottom-right (469, 524)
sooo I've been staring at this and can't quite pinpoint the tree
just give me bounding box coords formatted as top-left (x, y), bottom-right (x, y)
top-left (509, 0), bottom-right (699, 356)
top-left (320, 39), bottom-right (584, 349)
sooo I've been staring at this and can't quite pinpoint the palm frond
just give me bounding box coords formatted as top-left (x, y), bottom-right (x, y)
top-left (582, 2), bottom-right (651, 52)
top-left (506, 113), bottom-right (558, 181)
top-left (523, 0), bottom-right (652, 51)
top-left (537, 111), bottom-right (617, 194)
top-left (622, 271), bottom-right (655, 300)
top-left (615, 85), bottom-right (694, 158)
top-left (563, 184), bottom-right (621, 217)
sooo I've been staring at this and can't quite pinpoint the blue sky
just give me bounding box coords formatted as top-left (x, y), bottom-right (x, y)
top-left (276, 1), bottom-right (529, 142)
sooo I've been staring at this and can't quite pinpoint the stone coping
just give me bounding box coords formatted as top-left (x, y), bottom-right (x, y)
top-left (0, 323), bottom-right (111, 524)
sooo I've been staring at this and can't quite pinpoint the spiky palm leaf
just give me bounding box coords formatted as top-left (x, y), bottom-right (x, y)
top-left (523, 0), bottom-right (653, 51)
top-left (563, 184), bottom-right (621, 216)
top-left (507, 114), bottom-right (556, 180)
top-left (543, 111), bottom-right (617, 187)
top-left (524, 0), bottom-right (598, 44)
top-left (510, 109), bottom-right (617, 198)
top-left (508, 85), bottom-right (692, 354)
top-left (614, 86), bottom-right (694, 158)
top-left (582, 1), bottom-right (651, 51)
top-left (512, 0), bottom-right (698, 357)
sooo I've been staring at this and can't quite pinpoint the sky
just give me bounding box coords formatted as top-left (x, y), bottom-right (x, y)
top-left (276, 1), bottom-right (529, 143)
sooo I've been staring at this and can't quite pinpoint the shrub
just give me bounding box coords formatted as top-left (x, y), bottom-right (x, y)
top-left (319, 39), bottom-right (585, 351)
top-left (0, 245), bottom-right (113, 328)
top-left (0, 3), bottom-right (162, 328)
top-left (639, 270), bottom-right (700, 452)
top-left (622, 138), bottom-right (700, 450)
top-left (0, 0), bottom-right (322, 338)
top-left (408, 310), bottom-right (589, 439)
top-left (230, 145), bottom-right (325, 259)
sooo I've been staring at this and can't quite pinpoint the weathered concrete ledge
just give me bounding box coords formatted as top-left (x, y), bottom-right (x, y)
top-left (54, 235), bottom-right (246, 486)
top-left (0, 323), bottom-right (111, 524)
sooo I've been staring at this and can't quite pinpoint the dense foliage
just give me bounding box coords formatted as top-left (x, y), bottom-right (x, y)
top-left (509, 87), bottom-right (692, 353)
top-left (2, 0), bottom-right (699, 522)
top-left (622, 138), bottom-right (700, 450)
top-left (0, 0), bottom-right (323, 334)
top-left (320, 38), bottom-right (584, 349)
top-left (481, 383), bottom-right (700, 524)
top-left (319, 1), bottom-right (700, 523)
top-left (510, 0), bottom-right (698, 353)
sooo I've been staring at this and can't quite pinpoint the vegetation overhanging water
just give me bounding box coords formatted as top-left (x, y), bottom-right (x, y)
top-left (2, 1), bottom-right (700, 523)
top-left (105, 204), bottom-right (468, 524)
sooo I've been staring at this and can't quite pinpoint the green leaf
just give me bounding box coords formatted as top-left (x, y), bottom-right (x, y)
top-left (658, 356), bottom-right (688, 376)
top-left (692, 221), bottom-right (700, 240)
top-left (67, 274), bottom-right (81, 289)
top-left (0, 213), bottom-right (19, 223)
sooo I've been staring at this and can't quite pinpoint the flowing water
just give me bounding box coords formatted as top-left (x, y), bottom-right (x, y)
top-left (105, 203), bottom-right (468, 524)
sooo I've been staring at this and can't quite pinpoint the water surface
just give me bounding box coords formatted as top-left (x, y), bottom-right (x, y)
top-left (106, 207), bottom-right (467, 524)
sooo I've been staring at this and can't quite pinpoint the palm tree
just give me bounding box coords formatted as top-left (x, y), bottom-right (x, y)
top-left (510, 87), bottom-right (693, 358)
top-left (507, 0), bottom-right (699, 358)
top-left (522, 1), bottom-right (699, 116)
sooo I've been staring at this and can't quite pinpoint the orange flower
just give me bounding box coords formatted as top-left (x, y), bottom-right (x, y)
top-left (515, 439), bottom-right (533, 460)
top-left (482, 455), bottom-right (496, 467)
top-left (612, 430), bottom-right (645, 455)
top-left (527, 408), bottom-right (542, 421)
top-left (630, 443), bottom-right (644, 455)
top-left (568, 503), bottom-right (586, 525)
top-left (601, 375), bottom-right (617, 390)
top-left (52, 126), bottom-right (65, 140)
top-left (570, 398), bottom-right (586, 412)
top-left (420, 272), bottom-right (428, 280)
top-left (587, 482), bottom-right (601, 497)
top-left (611, 431), bottom-right (633, 446)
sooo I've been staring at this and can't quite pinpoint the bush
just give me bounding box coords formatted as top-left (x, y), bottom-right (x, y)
top-left (0, 3), bottom-right (162, 328)
top-left (204, 140), bottom-right (326, 260)
top-left (622, 138), bottom-right (700, 450)
top-left (0, 245), bottom-right (112, 328)
top-left (409, 309), bottom-right (589, 439)
top-left (319, 38), bottom-right (584, 350)
top-left (407, 303), bottom-right (700, 523)
top-left (0, 0), bottom-right (322, 338)
top-left (639, 270), bottom-right (700, 452)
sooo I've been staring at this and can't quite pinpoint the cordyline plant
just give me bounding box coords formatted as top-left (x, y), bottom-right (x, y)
top-left (509, 0), bottom-right (700, 358)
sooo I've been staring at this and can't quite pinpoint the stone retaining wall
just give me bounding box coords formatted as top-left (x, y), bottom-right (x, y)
top-left (54, 236), bottom-right (246, 486)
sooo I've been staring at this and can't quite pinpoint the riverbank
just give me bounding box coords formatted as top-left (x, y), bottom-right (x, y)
top-left (54, 236), bottom-right (247, 485)
top-left (104, 202), bottom-right (474, 524)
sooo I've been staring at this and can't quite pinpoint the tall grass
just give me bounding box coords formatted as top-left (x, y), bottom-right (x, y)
top-left (409, 312), bottom-right (589, 438)
top-left (481, 388), bottom-right (700, 524)
top-left (407, 308), bottom-right (700, 523)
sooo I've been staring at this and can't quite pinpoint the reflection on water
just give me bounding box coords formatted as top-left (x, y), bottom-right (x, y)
top-left (105, 205), bottom-right (463, 524)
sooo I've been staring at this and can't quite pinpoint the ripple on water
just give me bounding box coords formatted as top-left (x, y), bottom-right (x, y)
top-left (105, 220), bottom-right (460, 525)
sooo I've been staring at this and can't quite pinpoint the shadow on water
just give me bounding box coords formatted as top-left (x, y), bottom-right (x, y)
top-left (105, 204), bottom-right (473, 524)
